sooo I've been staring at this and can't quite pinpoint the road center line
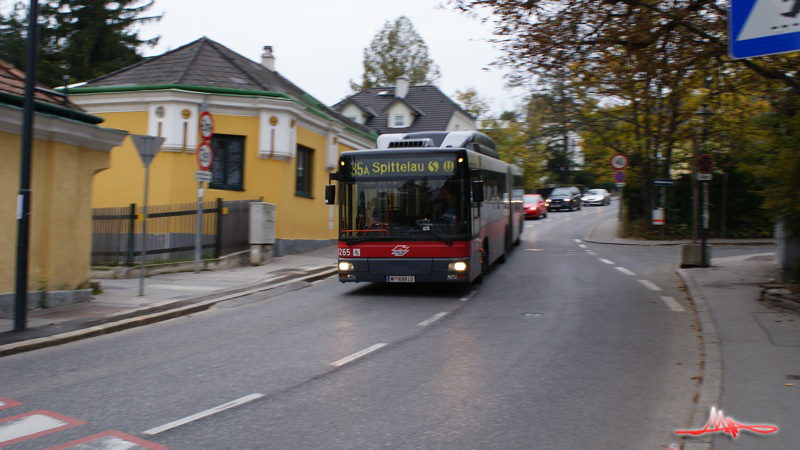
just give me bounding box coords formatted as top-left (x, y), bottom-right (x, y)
top-left (638, 279), bottom-right (662, 291)
top-left (574, 239), bottom-right (582, 243)
top-left (331, 343), bottom-right (388, 367)
top-left (599, 258), bottom-right (615, 265)
top-left (615, 267), bottom-right (636, 276)
top-left (418, 312), bottom-right (448, 327)
top-left (661, 296), bottom-right (685, 312)
top-left (143, 393), bottom-right (264, 436)
top-left (579, 244), bottom-right (587, 248)
top-left (460, 290), bottom-right (477, 302)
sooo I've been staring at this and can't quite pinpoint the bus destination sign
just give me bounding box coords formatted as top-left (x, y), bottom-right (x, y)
top-left (348, 156), bottom-right (457, 178)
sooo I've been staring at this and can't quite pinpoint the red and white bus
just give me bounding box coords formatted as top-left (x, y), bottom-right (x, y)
top-left (325, 131), bottom-right (523, 283)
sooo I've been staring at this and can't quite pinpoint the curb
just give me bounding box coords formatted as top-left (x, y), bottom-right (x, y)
top-left (0, 267), bottom-right (337, 358)
top-left (676, 268), bottom-right (723, 450)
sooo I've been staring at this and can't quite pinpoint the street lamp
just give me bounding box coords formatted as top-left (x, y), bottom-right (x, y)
top-left (695, 104), bottom-right (713, 267)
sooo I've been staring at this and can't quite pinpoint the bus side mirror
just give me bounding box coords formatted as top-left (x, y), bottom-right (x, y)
top-left (325, 184), bottom-right (336, 205)
top-left (472, 180), bottom-right (484, 203)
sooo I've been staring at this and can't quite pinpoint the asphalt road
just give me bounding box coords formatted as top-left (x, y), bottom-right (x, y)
top-left (0, 204), bottom-right (702, 449)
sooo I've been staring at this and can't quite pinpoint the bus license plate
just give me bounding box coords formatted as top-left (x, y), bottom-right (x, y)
top-left (387, 275), bottom-right (415, 283)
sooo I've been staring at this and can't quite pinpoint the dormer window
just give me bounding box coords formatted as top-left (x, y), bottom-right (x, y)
top-left (394, 114), bottom-right (405, 127)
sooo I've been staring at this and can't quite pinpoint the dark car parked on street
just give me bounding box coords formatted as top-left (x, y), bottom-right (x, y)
top-left (546, 186), bottom-right (582, 211)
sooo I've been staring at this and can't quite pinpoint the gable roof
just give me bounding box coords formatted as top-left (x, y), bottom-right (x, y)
top-left (76, 37), bottom-right (373, 136)
top-left (332, 85), bottom-right (474, 134)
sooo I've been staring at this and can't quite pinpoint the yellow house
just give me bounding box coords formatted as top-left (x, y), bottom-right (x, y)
top-left (0, 59), bottom-right (126, 309)
top-left (69, 38), bottom-right (376, 255)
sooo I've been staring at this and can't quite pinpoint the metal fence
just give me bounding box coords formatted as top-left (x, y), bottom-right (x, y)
top-left (91, 198), bottom-right (261, 266)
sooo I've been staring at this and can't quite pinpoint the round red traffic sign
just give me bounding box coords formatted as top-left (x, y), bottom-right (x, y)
top-left (199, 111), bottom-right (215, 141)
top-left (611, 153), bottom-right (628, 170)
top-left (197, 142), bottom-right (213, 171)
top-left (697, 153), bottom-right (713, 174)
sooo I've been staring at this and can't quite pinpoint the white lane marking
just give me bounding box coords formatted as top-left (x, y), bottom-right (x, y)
top-left (661, 296), bottom-right (685, 312)
top-left (579, 244), bottom-right (587, 248)
top-left (599, 258), bottom-right (615, 265)
top-left (615, 267), bottom-right (637, 276)
top-left (143, 393), bottom-right (264, 436)
top-left (586, 251), bottom-right (597, 255)
top-left (638, 279), bottom-right (662, 291)
top-left (331, 343), bottom-right (388, 367)
top-left (524, 249), bottom-right (545, 252)
top-left (574, 239), bottom-right (582, 243)
top-left (460, 291), bottom-right (477, 302)
top-left (418, 312), bottom-right (448, 327)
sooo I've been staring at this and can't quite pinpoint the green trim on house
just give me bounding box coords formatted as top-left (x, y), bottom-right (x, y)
top-left (64, 84), bottom-right (378, 141)
top-left (0, 91), bottom-right (104, 125)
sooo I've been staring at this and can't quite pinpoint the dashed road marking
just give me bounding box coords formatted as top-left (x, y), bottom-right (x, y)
top-left (579, 244), bottom-right (587, 248)
top-left (599, 258), bottom-right (614, 265)
top-left (460, 291), bottom-right (477, 302)
top-left (418, 312), bottom-right (448, 327)
top-left (331, 343), bottom-right (388, 367)
top-left (616, 267), bottom-right (637, 276)
top-left (661, 296), bottom-right (685, 312)
top-left (143, 393), bottom-right (264, 436)
top-left (638, 279), bottom-right (662, 291)
top-left (574, 239), bottom-right (582, 243)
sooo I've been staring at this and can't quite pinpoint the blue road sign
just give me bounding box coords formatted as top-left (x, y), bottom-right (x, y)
top-left (730, 0), bottom-right (800, 58)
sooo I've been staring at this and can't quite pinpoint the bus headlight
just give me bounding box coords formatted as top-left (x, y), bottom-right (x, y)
top-left (339, 262), bottom-right (354, 271)
top-left (448, 261), bottom-right (468, 272)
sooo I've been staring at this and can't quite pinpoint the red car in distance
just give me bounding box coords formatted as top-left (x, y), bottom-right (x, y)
top-left (523, 194), bottom-right (548, 220)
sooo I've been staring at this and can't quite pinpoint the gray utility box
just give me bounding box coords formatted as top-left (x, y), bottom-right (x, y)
top-left (250, 202), bottom-right (276, 265)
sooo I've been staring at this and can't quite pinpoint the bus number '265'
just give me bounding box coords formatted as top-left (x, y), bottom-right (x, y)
top-left (339, 248), bottom-right (360, 257)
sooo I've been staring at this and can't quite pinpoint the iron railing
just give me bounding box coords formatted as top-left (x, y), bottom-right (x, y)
top-left (91, 198), bottom-right (261, 266)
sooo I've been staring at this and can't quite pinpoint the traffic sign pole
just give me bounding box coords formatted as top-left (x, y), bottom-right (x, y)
top-left (195, 110), bottom-right (214, 273)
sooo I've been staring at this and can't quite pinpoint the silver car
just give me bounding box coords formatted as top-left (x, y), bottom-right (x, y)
top-left (582, 188), bottom-right (611, 206)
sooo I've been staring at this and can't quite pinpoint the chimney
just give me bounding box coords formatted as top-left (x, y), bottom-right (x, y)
top-left (395, 77), bottom-right (409, 99)
top-left (261, 46), bottom-right (275, 71)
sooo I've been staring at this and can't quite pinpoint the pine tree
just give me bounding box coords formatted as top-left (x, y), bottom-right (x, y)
top-left (0, 0), bottom-right (160, 86)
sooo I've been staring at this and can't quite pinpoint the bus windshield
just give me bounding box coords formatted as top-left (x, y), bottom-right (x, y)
top-left (338, 178), bottom-right (467, 243)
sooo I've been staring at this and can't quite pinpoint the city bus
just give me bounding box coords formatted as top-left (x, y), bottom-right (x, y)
top-left (325, 131), bottom-right (524, 283)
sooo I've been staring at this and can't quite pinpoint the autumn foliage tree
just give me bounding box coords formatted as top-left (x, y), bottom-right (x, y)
top-left (452, 0), bottom-right (800, 237)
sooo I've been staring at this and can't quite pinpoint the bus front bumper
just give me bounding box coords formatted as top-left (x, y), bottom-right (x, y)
top-left (337, 258), bottom-right (473, 283)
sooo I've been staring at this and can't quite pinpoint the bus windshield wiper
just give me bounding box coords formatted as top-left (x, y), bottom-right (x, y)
top-left (344, 237), bottom-right (375, 245)
top-left (412, 229), bottom-right (453, 246)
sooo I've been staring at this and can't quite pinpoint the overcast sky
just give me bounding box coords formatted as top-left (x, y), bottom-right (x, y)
top-left (136, 0), bottom-right (527, 116)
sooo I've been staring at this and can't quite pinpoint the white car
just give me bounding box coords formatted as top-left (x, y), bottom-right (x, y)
top-left (582, 189), bottom-right (611, 206)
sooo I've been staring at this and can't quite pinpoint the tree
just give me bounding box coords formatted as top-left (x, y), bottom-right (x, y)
top-left (452, 0), bottom-right (800, 237)
top-left (454, 87), bottom-right (491, 120)
top-left (0, 0), bottom-right (160, 86)
top-left (351, 16), bottom-right (441, 90)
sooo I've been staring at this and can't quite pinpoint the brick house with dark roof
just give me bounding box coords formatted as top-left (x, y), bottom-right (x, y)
top-left (332, 77), bottom-right (476, 134)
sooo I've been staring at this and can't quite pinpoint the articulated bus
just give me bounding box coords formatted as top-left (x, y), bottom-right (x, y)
top-left (325, 131), bottom-right (524, 283)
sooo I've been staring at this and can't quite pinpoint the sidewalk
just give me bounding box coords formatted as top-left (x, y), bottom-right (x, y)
top-left (585, 218), bottom-right (798, 450)
top-left (1, 219), bottom-right (798, 448)
top-left (0, 245), bottom-right (338, 355)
